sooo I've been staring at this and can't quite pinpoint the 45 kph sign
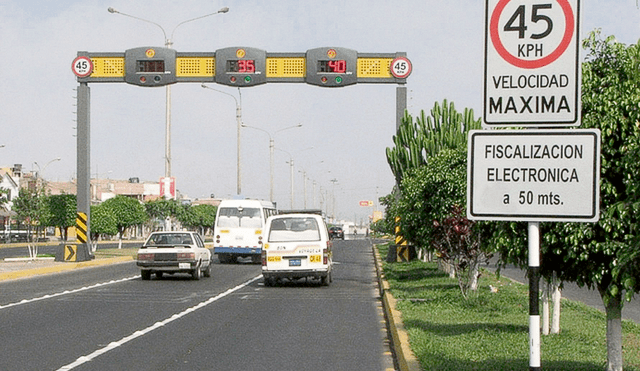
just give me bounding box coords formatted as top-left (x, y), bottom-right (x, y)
top-left (483, 0), bottom-right (581, 126)
top-left (467, 129), bottom-right (600, 222)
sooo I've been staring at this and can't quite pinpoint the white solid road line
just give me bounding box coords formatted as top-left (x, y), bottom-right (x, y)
top-left (56, 275), bottom-right (262, 371)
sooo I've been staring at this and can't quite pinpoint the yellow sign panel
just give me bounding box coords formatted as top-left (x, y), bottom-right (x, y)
top-left (357, 58), bottom-right (393, 78)
top-left (176, 57), bottom-right (215, 77)
top-left (64, 245), bottom-right (77, 262)
top-left (90, 57), bottom-right (125, 77)
top-left (266, 57), bottom-right (306, 78)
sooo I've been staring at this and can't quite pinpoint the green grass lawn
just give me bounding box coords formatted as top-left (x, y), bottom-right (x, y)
top-left (378, 244), bottom-right (640, 371)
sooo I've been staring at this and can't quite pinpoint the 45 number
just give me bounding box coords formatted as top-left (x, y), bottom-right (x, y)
top-left (504, 4), bottom-right (553, 39)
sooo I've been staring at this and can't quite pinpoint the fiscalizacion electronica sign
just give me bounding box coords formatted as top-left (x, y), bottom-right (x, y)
top-left (467, 129), bottom-right (600, 222)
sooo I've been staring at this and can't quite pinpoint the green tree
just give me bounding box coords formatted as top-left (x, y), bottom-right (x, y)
top-left (12, 186), bottom-right (48, 241)
top-left (144, 198), bottom-right (180, 229)
top-left (398, 149), bottom-right (491, 298)
top-left (191, 204), bottom-right (217, 235)
top-left (44, 194), bottom-right (76, 241)
top-left (495, 30), bottom-right (640, 371)
top-left (101, 195), bottom-right (147, 248)
top-left (89, 204), bottom-right (117, 241)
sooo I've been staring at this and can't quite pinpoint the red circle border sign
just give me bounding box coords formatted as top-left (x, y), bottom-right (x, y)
top-left (490, 0), bottom-right (574, 69)
top-left (71, 56), bottom-right (94, 78)
top-left (390, 57), bottom-right (412, 79)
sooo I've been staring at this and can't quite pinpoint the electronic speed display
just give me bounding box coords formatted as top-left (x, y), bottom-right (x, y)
top-left (215, 47), bottom-right (266, 87)
top-left (124, 47), bottom-right (176, 87)
top-left (306, 47), bottom-right (357, 87)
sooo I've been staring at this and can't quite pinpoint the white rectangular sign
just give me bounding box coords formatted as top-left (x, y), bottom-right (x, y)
top-left (467, 129), bottom-right (600, 222)
top-left (483, 0), bottom-right (581, 127)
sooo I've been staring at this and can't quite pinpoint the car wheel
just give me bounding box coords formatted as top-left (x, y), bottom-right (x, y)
top-left (192, 265), bottom-right (202, 280)
top-left (141, 270), bottom-right (151, 280)
top-left (203, 262), bottom-right (211, 278)
top-left (155, 272), bottom-right (164, 279)
top-left (321, 274), bottom-right (330, 286)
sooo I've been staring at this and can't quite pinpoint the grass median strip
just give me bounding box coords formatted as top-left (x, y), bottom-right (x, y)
top-left (378, 244), bottom-right (640, 371)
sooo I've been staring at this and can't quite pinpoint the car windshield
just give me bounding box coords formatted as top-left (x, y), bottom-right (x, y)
top-left (216, 207), bottom-right (262, 228)
top-left (268, 217), bottom-right (321, 242)
top-left (145, 233), bottom-right (193, 246)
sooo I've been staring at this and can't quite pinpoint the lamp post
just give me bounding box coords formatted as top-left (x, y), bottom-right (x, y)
top-left (275, 147), bottom-right (313, 209)
top-left (34, 157), bottom-right (61, 183)
top-left (330, 178), bottom-right (338, 222)
top-left (201, 84), bottom-right (243, 195)
top-left (241, 123), bottom-right (302, 202)
top-left (108, 6), bottom-right (229, 179)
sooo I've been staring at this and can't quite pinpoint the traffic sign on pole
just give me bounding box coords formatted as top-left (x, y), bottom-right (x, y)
top-left (71, 56), bottom-right (93, 78)
top-left (483, 0), bottom-right (581, 127)
top-left (467, 129), bottom-right (600, 222)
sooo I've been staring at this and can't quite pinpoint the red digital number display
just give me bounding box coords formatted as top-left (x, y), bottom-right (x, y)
top-left (318, 60), bottom-right (347, 73)
top-left (226, 60), bottom-right (256, 73)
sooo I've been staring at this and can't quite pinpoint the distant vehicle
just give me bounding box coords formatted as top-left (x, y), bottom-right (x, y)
top-left (136, 231), bottom-right (211, 280)
top-left (261, 213), bottom-right (333, 286)
top-left (213, 199), bottom-right (277, 263)
top-left (328, 226), bottom-right (344, 240)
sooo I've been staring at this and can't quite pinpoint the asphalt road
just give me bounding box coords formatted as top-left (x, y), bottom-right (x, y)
top-left (0, 239), bottom-right (394, 371)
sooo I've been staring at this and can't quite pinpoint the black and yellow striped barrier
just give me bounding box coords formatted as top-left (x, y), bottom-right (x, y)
top-left (394, 216), bottom-right (411, 262)
top-left (76, 212), bottom-right (87, 244)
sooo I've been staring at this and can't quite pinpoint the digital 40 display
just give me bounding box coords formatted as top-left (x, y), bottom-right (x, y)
top-left (226, 60), bottom-right (256, 73)
top-left (137, 60), bottom-right (165, 73)
top-left (317, 60), bottom-right (347, 74)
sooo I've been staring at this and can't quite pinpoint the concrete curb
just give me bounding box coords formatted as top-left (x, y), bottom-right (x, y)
top-left (372, 243), bottom-right (422, 371)
top-left (0, 256), bottom-right (134, 282)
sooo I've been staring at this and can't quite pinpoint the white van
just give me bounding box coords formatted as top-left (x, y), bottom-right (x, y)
top-left (261, 213), bottom-right (333, 286)
top-left (213, 199), bottom-right (277, 263)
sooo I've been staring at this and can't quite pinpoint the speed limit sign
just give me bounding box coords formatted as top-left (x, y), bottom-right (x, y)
top-left (390, 57), bottom-right (412, 79)
top-left (483, 0), bottom-right (580, 127)
top-left (71, 56), bottom-right (93, 78)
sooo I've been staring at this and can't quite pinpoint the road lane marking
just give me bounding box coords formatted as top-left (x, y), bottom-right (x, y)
top-left (56, 275), bottom-right (261, 371)
top-left (0, 276), bottom-right (139, 310)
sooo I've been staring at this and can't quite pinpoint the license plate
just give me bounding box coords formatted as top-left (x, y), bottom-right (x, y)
top-left (310, 255), bottom-right (321, 263)
top-left (289, 259), bottom-right (301, 267)
top-left (179, 263), bottom-right (191, 269)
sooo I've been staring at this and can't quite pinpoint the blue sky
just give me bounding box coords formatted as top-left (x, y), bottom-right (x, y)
top-left (1, 0), bottom-right (639, 223)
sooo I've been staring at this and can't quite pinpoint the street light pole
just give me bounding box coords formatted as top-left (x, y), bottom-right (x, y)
top-left (241, 123), bottom-right (302, 202)
top-left (108, 6), bottom-right (229, 179)
top-left (201, 84), bottom-right (243, 195)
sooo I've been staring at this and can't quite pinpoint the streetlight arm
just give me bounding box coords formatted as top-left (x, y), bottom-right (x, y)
top-left (107, 7), bottom-right (168, 42)
top-left (201, 84), bottom-right (239, 106)
top-left (170, 7), bottom-right (229, 42)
